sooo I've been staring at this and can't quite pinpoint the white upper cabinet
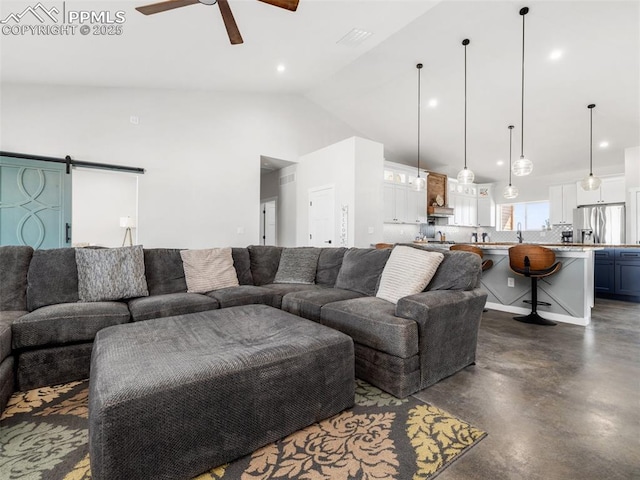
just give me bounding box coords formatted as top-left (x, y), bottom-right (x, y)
top-left (448, 179), bottom-right (478, 227)
top-left (576, 176), bottom-right (625, 206)
top-left (477, 184), bottom-right (495, 227)
top-left (549, 183), bottom-right (577, 225)
top-left (383, 161), bottom-right (427, 224)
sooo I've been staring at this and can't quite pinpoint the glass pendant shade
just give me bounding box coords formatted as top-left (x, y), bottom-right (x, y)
top-left (512, 155), bottom-right (533, 176)
top-left (411, 176), bottom-right (426, 191)
top-left (503, 184), bottom-right (519, 199)
top-left (580, 173), bottom-right (601, 191)
top-left (457, 167), bottom-right (475, 184)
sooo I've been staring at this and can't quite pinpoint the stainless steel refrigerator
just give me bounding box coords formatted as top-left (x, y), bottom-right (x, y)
top-left (573, 204), bottom-right (625, 244)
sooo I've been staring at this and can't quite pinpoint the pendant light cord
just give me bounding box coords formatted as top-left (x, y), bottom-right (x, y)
top-left (520, 8), bottom-right (527, 157)
top-left (588, 104), bottom-right (595, 175)
top-left (462, 39), bottom-right (470, 170)
top-left (508, 125), bottom-right (514, 185)
top-left (417, 63), bottom-right (423, 178)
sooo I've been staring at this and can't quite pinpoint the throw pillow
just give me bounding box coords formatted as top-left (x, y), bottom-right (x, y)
top-left (273, 247), bottom-right (321, 284)
top-left (180, 247), bottom-right (239, 294)
top-left (76, 245), bottom-right (149, 302)
top-left (334, 248), bottom-right (392, 296)
top-left (376, 246), bottom-right (444, 304)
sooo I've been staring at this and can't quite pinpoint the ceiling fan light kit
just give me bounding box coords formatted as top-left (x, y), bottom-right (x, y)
top-left (456, 38), bottom-right (475, 185)
top-left (580, 104), bottom-right (602, 191)
top-left (412, 63), bottom-right (426, 192)
top-left (513, 6), bottom-right (533, 177)
top-left (135, 0), bottom-right (299, 45)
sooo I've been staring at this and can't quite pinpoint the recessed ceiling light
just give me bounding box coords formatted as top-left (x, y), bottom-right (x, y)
top-left (276, 64), bottom-right (286, 73)
top-left (549, 49), bottom-right (563, 60)
top-left (497, 160), bottom-right (504, 166)
top-left (428, 98), bottom-right (438, 108)
top-left (599, 141), bottom-right (609, 148)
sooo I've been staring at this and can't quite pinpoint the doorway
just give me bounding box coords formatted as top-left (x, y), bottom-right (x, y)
top-left (308, 185), bottom-right (335, 247)
top-left (260, 199), bottom-right (277, 246)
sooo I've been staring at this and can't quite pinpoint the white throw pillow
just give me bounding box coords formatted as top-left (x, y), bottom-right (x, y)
top-left (180, 247), bottom-right (239, 294)
top-left (376, 246), bottom-right (444, 304)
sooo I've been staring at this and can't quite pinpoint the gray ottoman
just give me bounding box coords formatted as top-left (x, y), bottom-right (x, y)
top-left (89, 304), bottom-right (354, 480)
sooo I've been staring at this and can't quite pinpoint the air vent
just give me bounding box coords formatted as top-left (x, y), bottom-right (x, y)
top-left (279, 173), bottom-right (296, 186)
top-left (336, 28), bottom-right (373, 47)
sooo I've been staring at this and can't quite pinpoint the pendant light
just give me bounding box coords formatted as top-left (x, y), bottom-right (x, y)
top-left (457, 39), bottom-right (475, 184)
top-left (504, 125), bottom-right (519, 199)
top-left (412, 63), bottom-right (426, 191)
top-left (580, 104), bottom-right (602, 191)
top-left (512, 7), bottom-right (533, 177)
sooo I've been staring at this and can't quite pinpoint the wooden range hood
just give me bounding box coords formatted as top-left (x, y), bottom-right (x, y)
top-left (426, 171), bottom-right (454, 217)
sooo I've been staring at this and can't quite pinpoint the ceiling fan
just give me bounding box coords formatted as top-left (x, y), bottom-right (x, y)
top-left (135, 0), bottom-right (299, 45)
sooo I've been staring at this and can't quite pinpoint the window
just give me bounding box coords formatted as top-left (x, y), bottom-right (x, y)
top-left (497, 201), bottom-right (550, 231)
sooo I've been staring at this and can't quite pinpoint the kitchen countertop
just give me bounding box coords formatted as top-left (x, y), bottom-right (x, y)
top-left (413, 241), bottom-right (640, 248)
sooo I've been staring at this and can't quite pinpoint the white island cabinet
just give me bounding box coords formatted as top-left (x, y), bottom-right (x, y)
top-left (477, 245), bottom-right (597, 326)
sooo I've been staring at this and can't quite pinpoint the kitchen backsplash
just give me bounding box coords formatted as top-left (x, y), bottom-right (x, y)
top-left (383, 223), bottom-right (573, 244)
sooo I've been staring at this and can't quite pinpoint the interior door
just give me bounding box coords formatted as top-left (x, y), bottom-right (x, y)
top-left (308, 186), bottom-right (335, 247)
top-left (261, 200), bottom-right (277, 246)
top-left (0, 156), bottom-right (71, 248)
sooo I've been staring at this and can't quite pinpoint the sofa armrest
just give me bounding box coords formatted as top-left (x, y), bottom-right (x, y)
top-left (396, 289), bottom-right (488, 389)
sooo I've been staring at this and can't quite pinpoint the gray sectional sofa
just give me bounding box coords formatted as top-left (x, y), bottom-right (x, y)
top-left (0, 243), bottom-right (487, 411)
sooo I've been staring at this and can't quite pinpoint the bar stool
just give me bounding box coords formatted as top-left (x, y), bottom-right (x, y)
top-left (450, 244), bottom-right (493, 272)
top-left (508, 245), bottom-right (562, 326)
top-left (375, 243), bottom-right (394, 250)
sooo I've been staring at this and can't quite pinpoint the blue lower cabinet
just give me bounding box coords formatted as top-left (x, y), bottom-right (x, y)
top-left (595, 260), bottom-right (615, 293)
top-left (596, 248), bottom-right (640, 302)
top-left (615, 261), bottom-right (640, 296)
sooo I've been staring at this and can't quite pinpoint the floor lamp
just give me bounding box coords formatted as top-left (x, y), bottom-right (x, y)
top-left (120, 216), bottom-right (135, 246)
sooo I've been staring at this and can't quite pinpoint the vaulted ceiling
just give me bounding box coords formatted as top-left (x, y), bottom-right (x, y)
top-left (1, 0), bottom-right (638, 183)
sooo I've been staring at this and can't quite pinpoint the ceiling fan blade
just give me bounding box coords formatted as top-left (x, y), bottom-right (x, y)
top-left (257, 0), bottom-right (299, 12)
top-left (218, 0), bottom-right (244, 45)
top-left (136, 0), bottom-right (199, 15)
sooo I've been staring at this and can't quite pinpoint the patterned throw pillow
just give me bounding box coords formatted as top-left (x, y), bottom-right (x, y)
top-left (376, 246), bottom-right (444, 304)
top-left (273, 247), bottom-right (321, 284)
top-left (180, 247), bottom-right (239, 294)
top-left (76, 245), bottom-right (149, 302)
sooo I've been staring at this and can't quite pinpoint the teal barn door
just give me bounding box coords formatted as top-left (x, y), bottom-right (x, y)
top-left (0, 156), bottom-right (72, 249)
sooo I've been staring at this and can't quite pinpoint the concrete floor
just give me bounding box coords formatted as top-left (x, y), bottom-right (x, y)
top-left (413, 298), bottom-right (640, 480)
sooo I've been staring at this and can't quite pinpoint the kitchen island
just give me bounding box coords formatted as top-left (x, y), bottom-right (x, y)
top-left (413, 242), bottom-right (600, 326)
top-left (477, 245), bottom-right (597, 326)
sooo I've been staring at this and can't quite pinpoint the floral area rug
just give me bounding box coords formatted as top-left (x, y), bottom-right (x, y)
top-left (0, 379), bottom-right (486, 480)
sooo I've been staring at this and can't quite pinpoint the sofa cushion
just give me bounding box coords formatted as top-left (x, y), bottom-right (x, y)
top-left (143, 249), bottom-right (187, 295)
top-left (205, 285), bottom-right (279, 309)
top-left (180, 248), bottom-right (239, 294)
top-left (334, 248), bottom-right (391, 296)
top-left (424, 249), bottom-right (481, 291)
top-left (128, 293), bottom-right (219, 322)
top-left (320, 297), bottom-right (419, 359)
top-left (281, 288), bottom-right (365, 321)
top-left (0, 245), bottom-right (33, 311)
top-left (248, 245), bottom-right (282, 286)
top-left (376, 246), bottom-right (444, 304)
top-left (316, 248), bottom-right (347, 287)
top-left (12, 302), bottom-right (130, 349)
top-left (76, 246), bottom-right (149, 302)
top-left (26, 248), bottom-right (79, 311)
top-left (0, 311), bottom-right (26, 363)
top-left (232, 248), bottom-right (253, 285)
top-left (262, 283), bottom-right (324, 298)
top-left (273, 247), bottom-right (320, 284)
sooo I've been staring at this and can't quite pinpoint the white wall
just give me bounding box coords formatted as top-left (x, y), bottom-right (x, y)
top-left (72, 168), bottom-right (138, 247)
top-left (1, 84), bottom-right (363, 248)
top-left (291, 136), bottom-right (384, 248)
top-left (353, 137), bottom-right (385, 246)
top-left (625, 146), bottom-right (640, 244)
